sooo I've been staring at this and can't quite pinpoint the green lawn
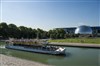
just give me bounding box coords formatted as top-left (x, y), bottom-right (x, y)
top-left (49, 38), bottom-right (100, 44)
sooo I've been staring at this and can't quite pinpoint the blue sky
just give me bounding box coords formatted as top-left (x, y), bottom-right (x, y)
top-left (0, 0), bottom-right (100, 30)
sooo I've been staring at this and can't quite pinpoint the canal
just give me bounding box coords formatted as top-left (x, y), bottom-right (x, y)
top-left (0, 44), bottom-right (99, 66)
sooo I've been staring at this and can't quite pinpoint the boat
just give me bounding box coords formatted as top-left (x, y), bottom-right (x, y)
top-left (5, 39), bottom-right (66, 55)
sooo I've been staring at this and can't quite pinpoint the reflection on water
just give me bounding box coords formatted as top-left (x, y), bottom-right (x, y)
top-left (0, 45), bottom-right (99, 66)
top-left (65, 52), bottom-right (72, 57)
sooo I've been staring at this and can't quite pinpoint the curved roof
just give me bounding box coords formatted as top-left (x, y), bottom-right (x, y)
top-left (75, 25), bottom-right (92, 34)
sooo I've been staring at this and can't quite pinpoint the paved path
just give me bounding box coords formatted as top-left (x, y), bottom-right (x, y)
top-left (49, 42), bottom-right (100, 48)
top-left (0, 54), bottom-right (50, 66)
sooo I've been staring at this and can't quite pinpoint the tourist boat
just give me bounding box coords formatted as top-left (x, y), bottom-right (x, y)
top-left (5, 39), bottom-right (66, 55)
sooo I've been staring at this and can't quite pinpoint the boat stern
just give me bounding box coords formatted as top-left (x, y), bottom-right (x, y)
top-left (55, 47), bottom-right (66, 55)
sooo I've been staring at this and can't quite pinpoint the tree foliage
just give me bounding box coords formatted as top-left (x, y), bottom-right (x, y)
top-left (0, 22), bottom-right (77, 39)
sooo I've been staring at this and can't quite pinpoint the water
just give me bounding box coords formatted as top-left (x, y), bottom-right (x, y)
top-left (0, 45), bottom-right (100, 66)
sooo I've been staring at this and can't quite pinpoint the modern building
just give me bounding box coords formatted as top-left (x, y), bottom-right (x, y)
top-left (75, 25), bottom-right (92, 34)
top-left (62, 25), bottom-right (100, 36)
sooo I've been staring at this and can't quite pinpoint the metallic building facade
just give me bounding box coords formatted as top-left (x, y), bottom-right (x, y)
top-left (62, 26), bottom-right (100, 36)
top-left (75, 25), bottom-right (92, 34)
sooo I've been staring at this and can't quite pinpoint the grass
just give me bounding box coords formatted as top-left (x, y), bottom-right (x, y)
top-left (48, 38), bottom-right (100, 44)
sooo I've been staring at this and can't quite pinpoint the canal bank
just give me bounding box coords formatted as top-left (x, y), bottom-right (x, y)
top-left (0, 54), bottom-right (50, 66)
top-left (49, 42), bottom-right (100, 48)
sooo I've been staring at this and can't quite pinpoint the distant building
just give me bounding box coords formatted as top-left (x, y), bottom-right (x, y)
top-left (61, 25), bottom-right (100, 37)
top-left (75, 25), bottom-right (92, 34)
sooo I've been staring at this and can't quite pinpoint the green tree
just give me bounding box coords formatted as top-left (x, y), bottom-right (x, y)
top-left (8, 24), bottom-right (20, 38)
top-left (19, 26), bottom-right (28, 38)
top-left (0, 22), bottom-right (9, 39)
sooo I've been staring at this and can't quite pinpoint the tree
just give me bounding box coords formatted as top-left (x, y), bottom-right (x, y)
top-left (36, 28), bottom-right (47, 39)
top-left (8, 24), bottom-right (20, 38)
top-left (0, 22), bottom-right (67, 39)
top-left (0, 22), bottom-right (9, 39)
top-left (19, 26), bottom-right (28, 38)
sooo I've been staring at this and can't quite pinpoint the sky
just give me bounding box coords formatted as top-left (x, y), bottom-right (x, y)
top-left (0, 0), bottom-right (100, 31)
